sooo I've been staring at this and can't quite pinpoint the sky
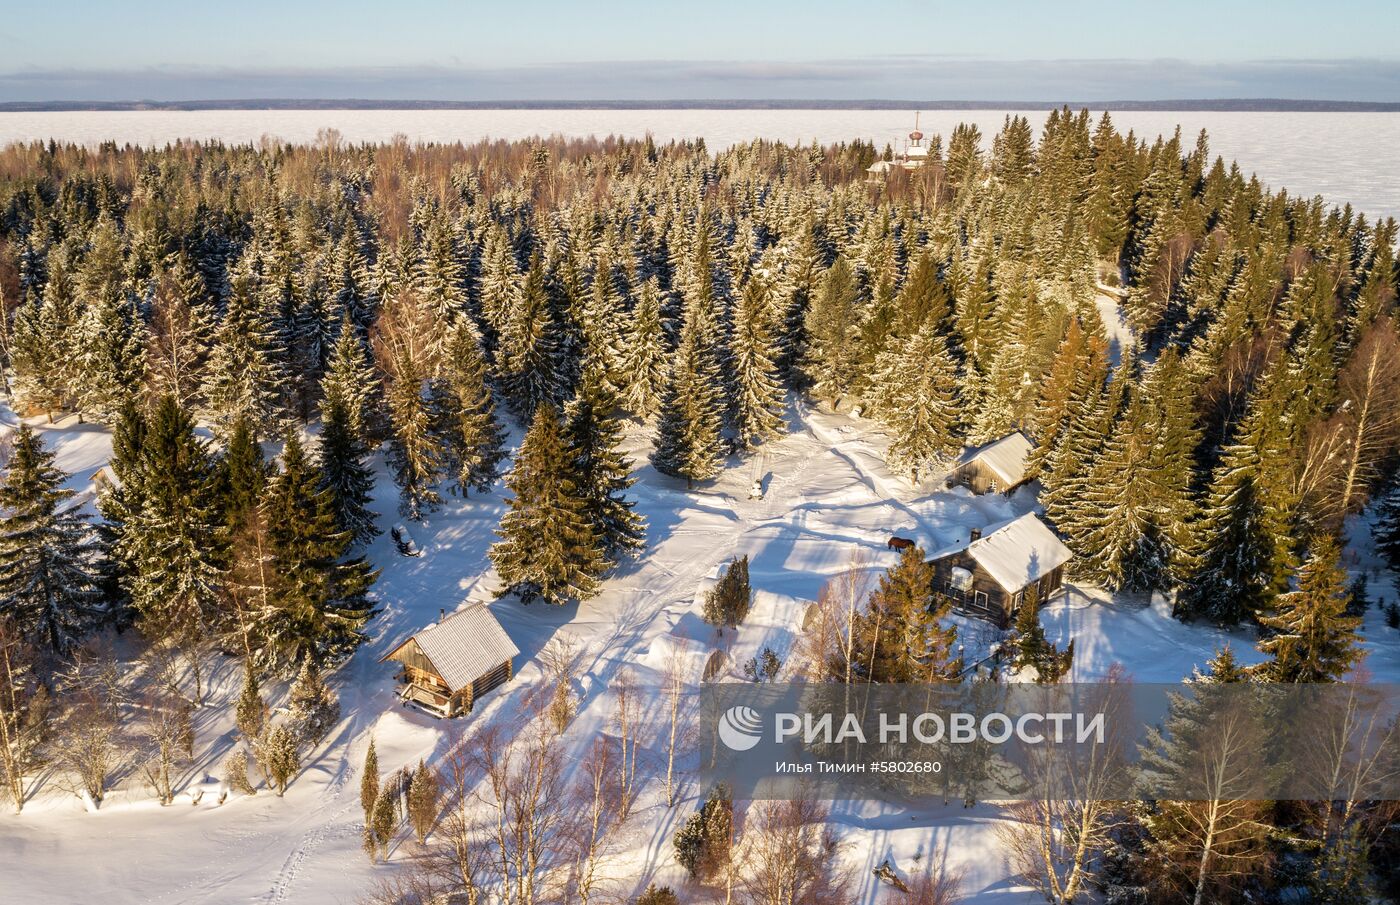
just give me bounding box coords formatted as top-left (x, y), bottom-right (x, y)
top-left (1, 0), bottom-right (1397, 103)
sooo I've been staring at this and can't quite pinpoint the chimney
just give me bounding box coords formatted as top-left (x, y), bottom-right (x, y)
top-left (969, 527), bottom-right (982, 542)
top-left (439, 608), bottom-right (446, 624)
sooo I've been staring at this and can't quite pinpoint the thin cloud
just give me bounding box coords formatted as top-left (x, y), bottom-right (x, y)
top-left (1, 56), bottom-right (1397, 102)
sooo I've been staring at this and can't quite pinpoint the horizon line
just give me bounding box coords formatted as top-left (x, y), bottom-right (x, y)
top-left (3, 98), bottom-right (1400, 113)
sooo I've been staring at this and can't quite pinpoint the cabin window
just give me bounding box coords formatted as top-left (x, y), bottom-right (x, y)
top-left (950, 567), bottom-right (973, 592)
top-left (974, 590), bottom-right (989, 610)
top-left (988, 478), bottom-right (998, 493)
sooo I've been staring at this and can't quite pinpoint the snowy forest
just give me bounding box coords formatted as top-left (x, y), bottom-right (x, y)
top-left (1, 109), bottom-right (1399, 904)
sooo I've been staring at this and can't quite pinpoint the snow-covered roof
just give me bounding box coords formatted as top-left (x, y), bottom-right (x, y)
top-left (867, 160), bottom-right (895, 173)
top-left (930, 512), bottom-right (1072, 594)
top-left (382, 603), bottom-right (519, 693)
top-left (957, 431), bottom-right (1033, 487)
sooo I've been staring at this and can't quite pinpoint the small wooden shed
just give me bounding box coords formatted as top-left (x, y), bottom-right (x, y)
top-left (927, 513), bottom-right (1072, 627)
top-left (380, 603), bottom-right (519, 718)
top-left (947, 432), bottom-right (1034, 495)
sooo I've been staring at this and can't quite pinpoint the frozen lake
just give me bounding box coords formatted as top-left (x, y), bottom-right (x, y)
top-left (2, 108), bottom-right (1398, 222)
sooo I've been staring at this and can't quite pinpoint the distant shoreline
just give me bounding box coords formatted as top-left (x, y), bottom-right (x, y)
top-left (3, 99), bottom-right (1399, 113)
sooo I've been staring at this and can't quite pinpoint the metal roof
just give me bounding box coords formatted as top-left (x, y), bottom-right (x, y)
top-left (381, 603), bottom-right (520, 693)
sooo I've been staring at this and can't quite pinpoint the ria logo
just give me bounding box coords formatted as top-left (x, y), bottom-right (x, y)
top-left (718, 705), bottom-right (764, 751)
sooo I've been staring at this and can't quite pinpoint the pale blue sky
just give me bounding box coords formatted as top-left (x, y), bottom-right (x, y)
top-left (1, 0), bottom-right (1397, 101)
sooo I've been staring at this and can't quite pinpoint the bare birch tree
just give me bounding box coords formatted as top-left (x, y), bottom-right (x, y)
top-left (568, 737), bottom-right (624, 905)
top-left (663, 656), bottom-right (689, 807)
top-left (136, 689), bottom-right (194, 805)
top-left (613, 666), bottom-right (641, 817)
top-left (997, 678), bottom-right (1132, 904)
top-left (793, 550), bottom-right (873, 682)
top-left (52, 650), bottom-right (126, 808)
top-left (735, 794), bottom-right (852, 905)
top-left (0, 617), bottom-right (48, 813)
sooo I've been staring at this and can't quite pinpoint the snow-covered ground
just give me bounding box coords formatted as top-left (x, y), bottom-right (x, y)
top-left (2, 400), bottom-right (1399, 905)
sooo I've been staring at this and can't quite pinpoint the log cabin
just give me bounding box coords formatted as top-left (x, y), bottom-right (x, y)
top-left (927, 513), bottom-right (1072, 627)
top-left (380, 603), bottom-right (519, 718)
top-left (946, 431), bottom-right (1034, 495)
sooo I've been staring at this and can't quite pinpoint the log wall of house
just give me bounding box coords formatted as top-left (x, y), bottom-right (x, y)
top-left (948, 461), bottom-right (1007, 495)
top-left (929, 555), bottom-right (1067, 628)
top-left (929, 550), bottom-right (1013, 625)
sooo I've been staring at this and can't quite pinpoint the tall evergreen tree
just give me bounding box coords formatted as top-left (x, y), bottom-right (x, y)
top-left (219, 418), bottom-right (268, 532)
top-left (499, 252), bottom-right (565, 420)
top-left (0, 426), bottom-right (107, 654)
top-left (729, 278), bottom-right (786, 449)
top-left (651, 289), bottom-right (727, 488)
top-left (620, 277), bottom-right (668, 419)
top-left (848, 546), bottom-right (958, 683)
top-left (432, 318), bottom-right (506, 496)
top-left (259, 435), bottom-right (378, 667)
top-left (378, 293), bottom-right (445, 521)
top-left (321, 316), bottom-right (386, 445)
top-left (203, 269), bottom-right (286, 439)
top-left (1072, 350), bottom-right (1200, 592)
top-left (117, 396), bottom-right (224, 650)
top-left (803, 256), bottom-right (859, 404)
top-left (874, 323), bottom-right (962, 482)
top-left (490, 405), bottom-right (605, 605)
top-left (317, 393), bottom-right (380, 547)
top-left (1256, 535), bottom-right (1363, 682)
top-left (565, 367), bottom-right (646, 562)
top-left (75, 218), bottom-right (146, 422)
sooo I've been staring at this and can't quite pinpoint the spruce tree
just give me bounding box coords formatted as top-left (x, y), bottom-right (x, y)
top-left (1175, 449), bottom-right (1273, 625)
top-left (490, 405), bottom-right (605, 605)
top-left (118, 396), bottom-right (224, 650)
top-left (261, 723), bottom-right (301, 796)
top-left (432, 318), bottom-right (506, 496)
top-left (75, 290), bottom-right (147, 423)
top-left (729, 278), bottom-right (786, 449)
top-left (257, 435), bottom-right (377, 667)
top-left (703, 556), bottom-right (752, 627)
top-left (620, 277), bottom-right (667, 419)
top-left (415, 211), bottom-right (467, 324)
top-left (499, 252), bottom-right (564, 420)
top-left (219, 418), bottom-right (268, 532)
top-left (876, 324), bottom-right (962, 482)
top-left (1257, 536), bottom-right (1364, 682)
top-left (380, 296), bottom-right (445, 521)
top-left (0, 426), bottom-right (107, 654)
top-left (286, 658), bottom-right (340, 746)
top-left (75, 219), bottom-right (146, 422)
top-left (803, 256), bottom-right (859, 404)
top-left (321, 316), bottom-right (386, 445)
top-left (565, 368), bottom-right (645, 561)
top-left (651, 292), bottom-right (726, 488)
top-left (203, 269), bottom-right (286, 440)
top-left (407, 758), bottom-right (440, 843)
top-left (235, 667), bottom-right (266, 741)
top-left (360, 737), bottom-right (380, 822)
top-left (849, 546), bottom-right (958, 683)
top-left (580, 247), bottom-right (630, 397)
top-left (316, 393), bottom-right (380, 547)
top-left (1072, 351), bottom-right (1199, 592)
top-left (9, 252), bottom-right (78, 416)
